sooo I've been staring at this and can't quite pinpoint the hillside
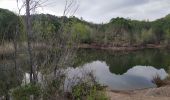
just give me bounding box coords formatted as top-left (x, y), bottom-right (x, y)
top-left (1, 8), bottom-right (170, 47)
top-left (0, 8), bottom-right (23, 42)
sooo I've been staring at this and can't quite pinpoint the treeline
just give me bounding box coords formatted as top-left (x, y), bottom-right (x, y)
top-left (91, 16), bottom-right (170, 46)
top-left (1, 8), bottom-right (170, 46)
top-left (0, 9), bottom-right (23, 42)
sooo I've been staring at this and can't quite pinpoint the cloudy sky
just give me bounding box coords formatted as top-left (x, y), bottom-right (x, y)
top-left (0, 0), bottom-right (170, 23)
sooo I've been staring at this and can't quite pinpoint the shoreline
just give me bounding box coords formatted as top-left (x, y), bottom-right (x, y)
top-left (0, 42), bottom-right (169, 54)
top-left (78, 43), bottom-right (169, 51)
top-left (107, 85), bottom-right (170, 100)
top-left (107, 77), bottom-right (170, 100)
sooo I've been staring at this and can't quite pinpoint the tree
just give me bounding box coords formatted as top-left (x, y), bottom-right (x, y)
top-left (0, 8), bottom-right (22, 42)
top-left (164, 29), bottom-right (170, 45)
top-left (72, 22), bottom-right (92, 43)
top-left (24, 0), bottom-right (36, 84)
top-left (140, 28), bottom-right (156, 44)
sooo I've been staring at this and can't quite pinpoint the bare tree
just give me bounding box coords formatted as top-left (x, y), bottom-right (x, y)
top-left (33, 0), bottom-right (80, 98)
top-left (63, 0), bottom-right (79, 16)
top-left (15, 0), bottom-right (79, 98)
top-left (25, 0), bottom-right (36, 84)
top-left (16, 0), bottom-right (48, 84)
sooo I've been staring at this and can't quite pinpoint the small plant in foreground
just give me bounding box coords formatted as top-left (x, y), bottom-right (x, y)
top-left (152, 74), bottom-right (167, 87)
top-left (11, 83), bottom-right (42, 100)
top-left (71, 81), bottom-right (109, 100)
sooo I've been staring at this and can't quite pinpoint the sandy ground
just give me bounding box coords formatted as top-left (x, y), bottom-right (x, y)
top-left (107, 86), bottom-right (170, 100)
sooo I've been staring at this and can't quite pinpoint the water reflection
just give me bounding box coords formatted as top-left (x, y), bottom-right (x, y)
top-left (1, 48), bottom-right (170, 95)
top-left (66, 61), bottom-right (168, 90)
top-left (75, 49), bottom-right (170, 74)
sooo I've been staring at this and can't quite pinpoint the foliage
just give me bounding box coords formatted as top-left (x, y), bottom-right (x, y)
top-left (72, 22), bottom-right (92, 43)
top-left (163, 26), bottom-right (170, 45)
top-left (140, 29), bottom-right (156, 44)
top-left (87, 89), bottom-right (109, 100)
top-left (0, 8), bottom-right (24, 42)
top-left (0, 64), bottom-right (22, 97)
top-left (11, 83), bottom-right (42, 100)
top-left (1, 8), bottom-right (170, 46)
top-left (42, 74), bottom-right (66, 100)
top-left (71, 79), bottom-right (108, 100)
top-left (31, 14), bottom-right (61, 41)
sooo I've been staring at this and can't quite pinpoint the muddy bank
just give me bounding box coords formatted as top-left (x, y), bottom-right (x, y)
top-left (107, 85), bottom-right (170, 100)
top-left (0, 42), bottom-right (169, 54)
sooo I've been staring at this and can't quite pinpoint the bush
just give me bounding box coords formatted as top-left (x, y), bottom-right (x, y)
top-left (141, 29), bottom-right (156, 44)
top-left (71, 82), bottom-right (108, 100)
top-left (43, 79), bottom-right (63, 100)
top-left (72, 23), bottom-right (92, 44)
top-left (87, 86), bottom-right (109, 100)
top-left (11, 83), bottom-right (42, 100)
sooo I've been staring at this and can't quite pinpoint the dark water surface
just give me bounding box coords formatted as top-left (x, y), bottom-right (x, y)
top-left (75, 48), bottom-right (170, 74)
top-left (67, 61), bottom-right (168, 90)
top-left (71, 48), bottom-right (170, 90)
top-left (0, 48), bottom-right (170, 96)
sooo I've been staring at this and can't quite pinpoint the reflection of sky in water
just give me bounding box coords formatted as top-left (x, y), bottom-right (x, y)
top-left (22, 61), bottom-right (168, 90)
top-left (66, 61), bottom-right (168, 90)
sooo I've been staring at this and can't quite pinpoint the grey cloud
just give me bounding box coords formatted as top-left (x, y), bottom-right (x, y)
top-left (78, 0), bottom-right (170, 23)
top-left (0, 0), bottom-right (170, 23)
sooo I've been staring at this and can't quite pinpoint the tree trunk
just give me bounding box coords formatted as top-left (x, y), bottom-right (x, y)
top-left (25, 0), bottom-right (36, 84)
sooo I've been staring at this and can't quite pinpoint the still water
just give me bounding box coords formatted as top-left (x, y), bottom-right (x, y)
top-left (69, 48), bottom-right (170, 90)
top-left (0, 48), bottom-right (170, 95)
top-left (74, 48), bottom-right (170, 74)
top-left (67, 61), bottom-right (167, 90)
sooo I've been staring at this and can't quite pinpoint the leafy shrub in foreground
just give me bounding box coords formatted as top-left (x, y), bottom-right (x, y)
top-left (71, 81), bottom-right (109, 100)
top-left (11, 83), bottom-right (42, 100)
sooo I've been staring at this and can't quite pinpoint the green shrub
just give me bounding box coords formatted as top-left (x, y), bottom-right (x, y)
top-left (87, 86), bottom-right (109, 100)
top-left (141, 29), bottom-right (156, 44)
top-left (11, 83), bottom-right (42, 100)
top-left (43, 79), bottom-right (61, 99)
top-left (71, 82), bottom-right (109, 100)
top-left (72, 23), bottom-right (92, 44)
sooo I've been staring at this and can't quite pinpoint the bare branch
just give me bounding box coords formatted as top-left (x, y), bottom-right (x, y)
top-left (63, 0), bottom-right (79, 17)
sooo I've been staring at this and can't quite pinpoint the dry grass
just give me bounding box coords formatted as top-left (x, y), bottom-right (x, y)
top-left (0, 42), bottom-right (14, 54)
top-left (152, 74), bottom-right (167, 87)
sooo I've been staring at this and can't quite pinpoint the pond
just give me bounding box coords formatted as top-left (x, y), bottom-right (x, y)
top-left (70, 48), bottom-right (170, 90)
top-left (74, 48), bottom-right (170, 74)
top-left (0, 48), bottom-right (170, 96)
top-left (67, 61), bottom-right (168, 90)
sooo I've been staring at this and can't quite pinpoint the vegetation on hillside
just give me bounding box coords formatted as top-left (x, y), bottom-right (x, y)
top-left (1, 8), bottom-right (170, 47)
top-left (1, 7), bottom-right (170, 100)
top-left (0, 9), bottom-right (24, 42)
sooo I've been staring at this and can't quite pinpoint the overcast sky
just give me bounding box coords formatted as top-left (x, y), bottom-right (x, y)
top-left (0, 0), bottom-right (170, 23)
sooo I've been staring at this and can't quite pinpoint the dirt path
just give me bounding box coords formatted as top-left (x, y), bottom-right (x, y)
top-left (107, 86), bottom-right (170, 100)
